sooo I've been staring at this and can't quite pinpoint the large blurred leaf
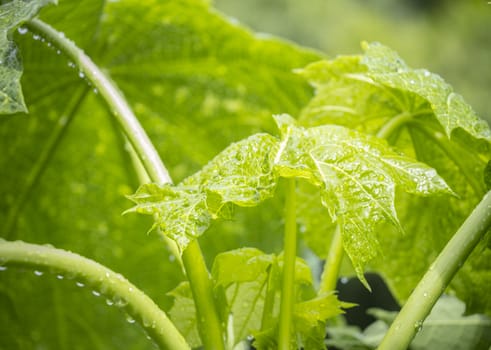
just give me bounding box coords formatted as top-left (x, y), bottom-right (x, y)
top-left (0, 0), bottom-right (319, 348)
top-left (297, 43), bottom-right (491, 315)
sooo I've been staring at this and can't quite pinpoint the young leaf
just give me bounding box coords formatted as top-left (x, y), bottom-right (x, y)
top-left (294, 293), bottom-right (354, 350)
top-left (127, 133), bottom-right (279, 252)
top-left (360, 42), bottom-right (491, 141)
top-left (0, 0), bottom-right (56, 114)
top-left (273, 114), bottom-right (452, 286)
top-left (209, 248), bottom-right (348, 348)
top-left (296, 43), bottom-right (491, 313)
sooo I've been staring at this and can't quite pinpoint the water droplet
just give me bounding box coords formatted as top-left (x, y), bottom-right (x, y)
top-left (126, 315), bottom-right (136, 324)
top-left (78, 71), bottom-right (85, 78)
top-left (340, 276), bottom-right (349, 284)
top-left (33, 34), bottom-right (40, 40)
top-left (67, 61), bottom-right (75, 68)
top-left (168, 254), bottom-right (176, 263)
top-left (0, 266), bottom-right (7, 271)
top-left (93, 88), bottom-right (98, 94)
top-left (113, 297), bottom-right (128, 307)
top-left (106, 299), bottom-right (114, 306)
top-left (17, 27), bottom-right (28, 35)
top-left (34, 270), bottom-right (44, 276)
top-left (423, 70), bottom-right (431, 77)
top-left (410, 79), bottom-right (415, 85)
top-left (76, 281), bottom-right (85, 288)
top-left (423, 292), bottom-right (428, 297)
top-left (56, 274), bottom-right (64, 280)
top-left (128, 287), bottom-right (134, 293)
top-left (56, 50), bottom-right (61, 55)
top-left (414, 320), bottom-right (423, 332)
top-left (92, 290), bottom-right (101, 297)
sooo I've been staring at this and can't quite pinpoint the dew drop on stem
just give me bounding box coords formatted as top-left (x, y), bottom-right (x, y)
top-left (56, 274), bottom-right (64, 280)
top-left (0, 266), bottom-right (7, 272)
top-left (92, 290), bottom-right (101, 297)
top-left (126, 315), bottom-right (136, 324)
top-left (17, 27), bottom-right (28, 35)
top-left (34, 270), bottom-right (44, 276)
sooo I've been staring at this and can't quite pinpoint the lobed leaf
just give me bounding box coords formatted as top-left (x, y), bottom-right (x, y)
top-left (273, 114), bottom-right (452, 286)
top-left (360, 42), bottom-right (491, 141)
top-left (127, 134), bottom-right (280, 253)
top-left (0, 0), bottom-right (56, 114)
top-left (296, 43), bottom-right (491, 312)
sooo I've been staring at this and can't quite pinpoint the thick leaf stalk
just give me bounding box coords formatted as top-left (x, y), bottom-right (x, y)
top-left (378, 190), bottom-right (491, 350)
top-left (26, 19), bottom-right (224, 350)
top-left (0, 240), bottom-right (190, 350)
top-left (278, 178), bottom-right (297, 349)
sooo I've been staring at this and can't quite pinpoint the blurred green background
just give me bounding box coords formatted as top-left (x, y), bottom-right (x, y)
top-left (213, 0), bottom-right (491, 122)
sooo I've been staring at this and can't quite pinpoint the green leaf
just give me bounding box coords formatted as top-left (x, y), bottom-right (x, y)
top-left (360, 42), bottom-right (491, 141)
top-left (0, 0), bottom-right (56, 114)
top-left (126, 183), bottom-right (211, 251)
top-left (410, 295), bottom-right (491, 350)
top-left (296, 43), bottom-right (491, 314)
top-left (127, 133), bottom-right (280, 252)
top-left (167, 282), bottom-right (202, 348)
top-left (183, 133), bottom-right (279, 207)
top-left (294, 293), bottom-right (353, 350)
top-left (210, 248), bottom-right (346, 348)
top-left (273, 114), bottom-right (452, 287)
top-left (326, 296), bottom-right (491, 350)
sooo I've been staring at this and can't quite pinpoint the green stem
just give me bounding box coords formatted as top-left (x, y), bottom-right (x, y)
top-left (318, 225), bottom-right (343, 294)
top-left (375, 112), bottom-right (412, 140)
top-left (27, 19), bottom-right (224, 350)
top-left (378, 190), bottom-right (491, 350)
top-left (4, 87), bottom-right (88, 239)
top-left (278, 179), bottom-right (297, 350)
top-left (0, 240), bottom-right (190, 350)
top-left (25, 19), bottom-right (172, 185)
top-left (182, 241), bottom-right (225, 350)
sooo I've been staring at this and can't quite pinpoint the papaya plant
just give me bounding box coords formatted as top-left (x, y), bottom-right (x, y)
top-left (1, 1), bottom-right (490, 350)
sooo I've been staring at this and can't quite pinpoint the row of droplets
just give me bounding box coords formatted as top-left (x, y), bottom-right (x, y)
top-left (0, 264), bottom-right (151, 327)
top-left (16, 26), bottom-right (99, 95)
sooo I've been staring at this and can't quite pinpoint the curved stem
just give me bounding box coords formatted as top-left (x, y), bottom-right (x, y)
top-left (318, 225), bottom-right (344, 294)
top-left (278, 179), bottom-right (297, 350)
top-left (26, 18), bottom-right (224, 350)
top-left (378, 190), bottom-right (491, 350)
top-left (375, 112), bottom-right (412, 140)
top-left (25, 18), bottom-right (172, 185)
top-left (4, 87), bottom-right (89, 239)
top-left (0, 240), bottom-right (190, 350)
